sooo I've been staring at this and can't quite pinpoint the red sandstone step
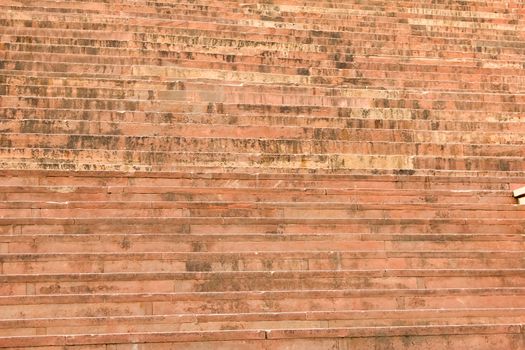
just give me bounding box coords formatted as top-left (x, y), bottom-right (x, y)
top-left (2, 0), bottom-right (517, 20)
top-left (2, 269), bottom-right (525, 295)
top-left (4, 105), bottom-right (524, 128)
top-left (1, 169), bottom-right (522, 189)
top-left (0, 329), bottom-right (265, 349)
top-left (1, 150), bottom-right (523, 173)
top-left (1, 204), bottom-right (523, 222)
top-left (5, 84), bottom-right (525, 114)
top-left (0, 195), bottom-right (516, 208)
top-left (3, 118), bottom-right (525, 144)
top-left (2, 233), bottom-right (524, 254)
top-left (1, 288), bottom-right (525, 319)
top-left (2, 95), bottom-right (524, 123)
top-left (0, 188), bottom-right (516, 204)
top-left (4, 118), bottom-right (525, 145)
top-left (3, 250), bottom-right (524, 274)
top-left (2, 96), bottom-right (520, 123)
top-left (2, 310), bottom-right (525, 342)
top-left (4, 127), bottom-right (524, 152)
top-left (4, 0), bottom-right (517, 12)
top-left (0, 192), bottom-right (521, 208)
top-left (2, 167), bottom-right (524, 183)
top-left (1, 323), bottom-right (523, 349)
top-left (2, 308), bottom-right (525, 337)
top-left (6, 169), bottom-right (520, 182)
top-left (6, 61), bottom-right (520, 95)
top-left (1, 215), bottom-right (525, 235)
top-left (2, 134), bottom-right (523, 162)
top-left (0, 185), bottom-right (515, 205)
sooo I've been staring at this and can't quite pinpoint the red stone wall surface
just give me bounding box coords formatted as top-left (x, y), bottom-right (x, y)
top-left (0, 0), bottom-right (525, 348)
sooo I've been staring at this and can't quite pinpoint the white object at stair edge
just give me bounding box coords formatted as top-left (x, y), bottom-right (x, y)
top-left (513, 186), bottom-right (525, 198)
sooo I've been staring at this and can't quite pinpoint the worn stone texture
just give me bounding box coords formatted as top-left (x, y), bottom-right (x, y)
top-left (1, 0), bottom-right (525, 348)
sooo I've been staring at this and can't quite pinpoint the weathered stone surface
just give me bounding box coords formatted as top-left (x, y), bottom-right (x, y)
top-left (1, 0), bottom-right (525, 348)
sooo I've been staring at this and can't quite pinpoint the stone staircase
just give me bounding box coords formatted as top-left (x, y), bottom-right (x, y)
top-left (1, 0), bottom-right (525, 349)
